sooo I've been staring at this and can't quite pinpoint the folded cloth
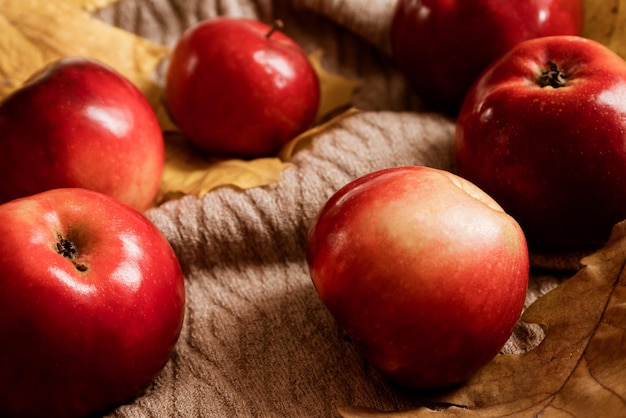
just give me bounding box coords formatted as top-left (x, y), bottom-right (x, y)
top-left (109, 110), bottom-right (457, 417)
top-left (98, 1), bottom-right (564, 416)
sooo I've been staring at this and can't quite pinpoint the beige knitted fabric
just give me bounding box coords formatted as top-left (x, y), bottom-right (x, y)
top-left (96, 1), bottom-right (565, 416)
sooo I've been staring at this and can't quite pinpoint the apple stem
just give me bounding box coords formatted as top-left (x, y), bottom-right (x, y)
top-left (266, 19), bottom-right (284, 39)
top-left (538, 61), bottom-right (567, 88)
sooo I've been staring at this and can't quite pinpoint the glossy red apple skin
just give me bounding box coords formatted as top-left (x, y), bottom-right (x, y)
top-left (306, 166), bottom-right (529, 389)
top-left (0, 188), bottom-right (185, 418)
top-left (0, 57), bottom-right (164, 212)
top-left (165, 17), bottom-right (320, 158)
top-left (456, 35), bottom-right (626, 251)
top-left (391, 0), bottom-right (583, 113)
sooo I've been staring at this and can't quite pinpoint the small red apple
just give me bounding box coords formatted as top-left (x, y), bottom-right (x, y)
top-left (0, 188), bottom-right (185, 418)
top-left (165, 17), bottom-right (320, 158)
top-left (306, 166), bottom-right (529, 389)
top-left (390, 0), bottom-right (583, 113)
top-left (0, 57), bottom-right (164, 212)
top-left (455, 35), bottom-right (626, 251)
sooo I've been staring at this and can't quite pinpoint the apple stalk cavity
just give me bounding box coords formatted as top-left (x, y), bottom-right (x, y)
top-left (55, 234), bottom-right (88, 272)
top-left (538, 61), bottom-right (568, 88)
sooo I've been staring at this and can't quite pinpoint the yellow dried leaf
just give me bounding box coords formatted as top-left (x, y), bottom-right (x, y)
top-left (157, 134), bottom-right (293, 203)
top-left (279, 108), bottom-right (360, 160)
top-left (156, 109), bottom-right (359, 204)
top-left (0, 0), bottom-right (168, 109)
top-left (62, 0), bottom-right (120, 13)
top-left (338, 219), bottom-right (626, 417)
top-left (155, 99), bottom-right (180, 133)
top-left (583, 0), bottom-right (626, 59)
top-left (0, 13), bottom-right (43, 98)
top-left (310, 49), bottom-right (362, 121)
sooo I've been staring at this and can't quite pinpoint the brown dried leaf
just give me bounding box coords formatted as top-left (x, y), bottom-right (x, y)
top-left (338, 219), bottom-right (626, 417)
top-left (0, 0), bottom-right (168, 108)
top-left (583, 0), bottom-right (626, 59)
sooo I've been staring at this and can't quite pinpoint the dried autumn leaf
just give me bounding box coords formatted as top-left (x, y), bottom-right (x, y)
top-left (156, 134), bottom-right (293, 204)
top-left (63, 0), bottom-right (120, 13)
top-left (157, 107), bottom-right (359, 203)
top-left (0, 0), bottom-right (167, 108)
top-left (583, 0), bottom-right (626, 59)
top-left (309, 49), bottom-right (362, 121)
top-left (279, 108), bottom-right (360, 160)
top-left (338, 219), bottom-right (626, 417)
top-left (0, 13), bottom-right (42, 97)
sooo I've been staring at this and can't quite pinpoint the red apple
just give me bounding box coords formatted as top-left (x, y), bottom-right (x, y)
top-left (390, 0), bottom-right (583, 113)
top-left (165, 17), bottom-right (320, 158)
top-left (0, 57), bottom-right (164, 212)
top-left (306, 166), bottom-right (529, 389)
top-left (0, 188), bottom-right (185, 418)
top-left (455, 35), bottom-right (626, 251)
